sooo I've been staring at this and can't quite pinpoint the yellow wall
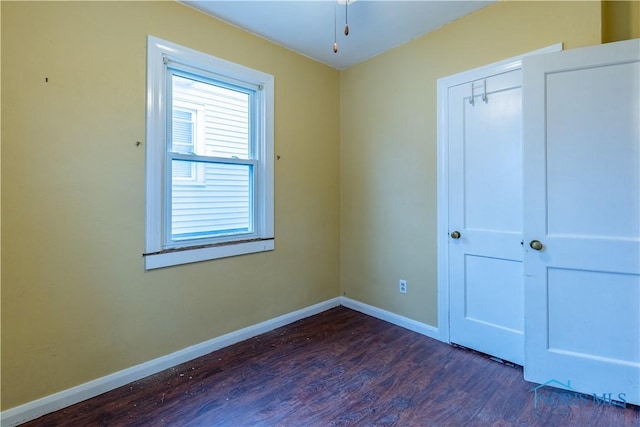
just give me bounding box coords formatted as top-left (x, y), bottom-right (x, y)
top-left (340, 1), bottom-right (603, 326)
top-left (602, 0), bottom-right (640, 42)
top-left (1, 1), bottom-right (340, 409)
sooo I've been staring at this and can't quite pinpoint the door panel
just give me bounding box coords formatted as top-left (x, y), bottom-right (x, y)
top-left (449, 69), bottom-right (525, 365)
top-left (465, 255), bottom-right (524, 333)
top-left (547, 268), bottom-right (639, 362)
top-left (545, 64), bottom-right (639, 238)
top-left (464, 88), bottom-right (523, 233)
top-left (523, 39), bottom-right (640, 405)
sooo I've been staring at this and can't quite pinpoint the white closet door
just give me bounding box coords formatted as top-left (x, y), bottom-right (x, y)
top-left (523, 39), bottom-right (640, 405)
top-left (448, 69), bottom-right (525, 365)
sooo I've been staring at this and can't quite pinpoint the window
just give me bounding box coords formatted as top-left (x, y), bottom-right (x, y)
top-left (145, 36), bottom-right (274, 269)
top-left (172, 102), bottom-right (204, 183)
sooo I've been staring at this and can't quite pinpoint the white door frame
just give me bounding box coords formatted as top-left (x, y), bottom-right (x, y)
top-left (435, 43), bottom-right (563, 344)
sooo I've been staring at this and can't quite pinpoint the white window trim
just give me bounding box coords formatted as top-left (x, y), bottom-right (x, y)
top-left (145, 36), bottom-right (274, 270)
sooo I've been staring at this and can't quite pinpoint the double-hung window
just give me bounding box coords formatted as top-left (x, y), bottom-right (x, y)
top-left (145, 36), bottom-right (274, 269)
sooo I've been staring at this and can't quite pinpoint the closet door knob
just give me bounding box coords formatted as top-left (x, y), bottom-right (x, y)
top-left (529, 240), bottom-right (544, 251)
top-left (451, 231), bottom-right (461, 239)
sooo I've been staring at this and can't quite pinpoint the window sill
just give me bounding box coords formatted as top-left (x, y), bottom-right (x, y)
top-left (144, 239), bottom-right (274, 270)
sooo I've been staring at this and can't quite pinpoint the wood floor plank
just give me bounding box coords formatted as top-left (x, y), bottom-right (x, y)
top-left (21, 307), bottom-right (639, 426)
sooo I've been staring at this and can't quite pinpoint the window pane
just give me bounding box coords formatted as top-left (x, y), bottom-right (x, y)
top-left (171, 160), bottom-right (252, 241)
top-left (172, 109), bottom-right (195, 154)
top-left (172, 75), bottom-right (250, 159)
top-left (172, 158), bottom-right (195, 181)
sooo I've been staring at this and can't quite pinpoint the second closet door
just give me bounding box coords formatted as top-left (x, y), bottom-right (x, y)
top-left (448, 69), bottom-right (524, 365)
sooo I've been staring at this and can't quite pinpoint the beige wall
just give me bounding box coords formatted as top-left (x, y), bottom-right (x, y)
top-left (340, 1), bottom-right (603, 326)
top-left (602, 0), bottom-right (640, 42)
top-left (1, 1), bottom-right (340, 409)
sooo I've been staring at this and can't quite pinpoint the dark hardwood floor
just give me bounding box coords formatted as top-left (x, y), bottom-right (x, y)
top-left (22, 307), bottom-right (639, 426)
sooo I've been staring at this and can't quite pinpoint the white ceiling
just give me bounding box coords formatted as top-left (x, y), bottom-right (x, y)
top-left (182, 1), bottom-right (495, 70)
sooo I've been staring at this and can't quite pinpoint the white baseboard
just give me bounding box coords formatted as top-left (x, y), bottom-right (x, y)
top-left (1, 296), bottom-right (440, 426)
top-left (1, 298), bottom-right (341, 427)
top-left (339, 296), bottom-right (440, 341)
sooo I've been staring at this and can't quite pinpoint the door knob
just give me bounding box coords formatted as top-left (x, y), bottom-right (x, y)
top-left (451, 231), bottom-right (461, 239)
top-left (529, 240), bottom-right (543, 251)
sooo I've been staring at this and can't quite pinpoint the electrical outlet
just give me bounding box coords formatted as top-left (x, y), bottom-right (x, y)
top-left (399, 279), bottom-right (407, 294)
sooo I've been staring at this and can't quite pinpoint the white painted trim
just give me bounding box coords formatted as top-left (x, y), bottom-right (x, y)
top-left (144, 239), bottom-right (275, 270)
top-left (339, 297), bottom-right (439, 340)
top-left (1, 297), bottom-right (444, 426)
top-left (435, 43), bottom-right (563, 346)
top-left (9, 280), bottom-right (546, 427)
top-left (0, 298), bottom-right (340, 427)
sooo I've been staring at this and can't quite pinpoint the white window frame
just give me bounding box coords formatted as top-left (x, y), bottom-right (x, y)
top-left (145, 36), bottom-right (274, 270)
